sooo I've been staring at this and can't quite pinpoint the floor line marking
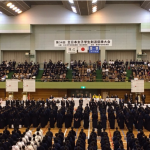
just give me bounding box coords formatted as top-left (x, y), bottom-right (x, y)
top-left (88, 114), bottom-right (91, 139)
top-left (64, 129), bottom-right (67, 137)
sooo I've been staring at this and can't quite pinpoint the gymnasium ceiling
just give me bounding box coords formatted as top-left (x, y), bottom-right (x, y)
top-left (0, 0), bottom-right (149, 16)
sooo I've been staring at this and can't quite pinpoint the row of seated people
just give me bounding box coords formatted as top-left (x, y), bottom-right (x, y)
top-left (131, 65), bottom-right (150, 82)
top-left (0, 60), bottom-right (15, 81)
top-left (42, 60), bottom-right (68, 82)
top-left (102, 60), bottom-right (129, 82)
top-left (72, 65), bottom-right (96, 82)
top-left (70, 60), bottom-right (97, 70)
top-left (12, 61), bottom-right (39, 80)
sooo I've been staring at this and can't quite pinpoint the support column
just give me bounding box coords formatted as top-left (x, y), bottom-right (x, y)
top-left (0, 34), bottom-right (2, 63)
top-left (100, 25), bottom-right (106, 62)
top-left (65, 25), bottom-right (71, 67)
top-left (136, 25), bottom-right (142, 61)
top-left (30, 26), bottom-right (36, 63)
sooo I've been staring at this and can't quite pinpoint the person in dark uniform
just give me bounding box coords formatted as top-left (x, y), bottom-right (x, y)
top-left (61, 98), bottom-right (65, 107)
top-left (83, 111), bottom-right (89, 129)
top-left (66, 98), bottom-right (70, 108)
top-left (97, 121), bottom-right (102, 137)
top-left (71, 94), bottom-right (75, 98)
top-left (92, 112), bottom-right (98, 128)
top-left (124, 93), bottom-right (128, 103)
top-left (129, 93), bottom-right (133, 102)
top-left (57, 111), bottom-right (63, 128)
top-left (141, 93), bottom-right (146, 104)
top-left (49, 110), bottom-right (55, 128)
top-left (84, 94), bottom-right (89, 98)
top-left (50, 95), bottom-right (54, 99)
top-left (135, 95), bottom-right (139, 103)
top-left (79, 98), bottom-right (83, 106)
top-left (64, 94), bottom-right (68, 99)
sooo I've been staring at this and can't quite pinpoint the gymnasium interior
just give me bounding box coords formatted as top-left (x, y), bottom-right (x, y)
top-left (0, 0), bottom-right (150, 150)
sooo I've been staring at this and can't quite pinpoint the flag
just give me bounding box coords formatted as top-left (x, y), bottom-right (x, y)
top-left (78, 46), bottom-right (88, 53)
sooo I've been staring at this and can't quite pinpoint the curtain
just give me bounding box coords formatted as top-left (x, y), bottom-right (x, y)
top-left (36, 51), bottom-right (64, 64)
top-left (3, 51), bottom-right (30, 63)
top-left (71, 53), bottom-right (100, 63)
top-left (107, 50), bottom-right (136, 62)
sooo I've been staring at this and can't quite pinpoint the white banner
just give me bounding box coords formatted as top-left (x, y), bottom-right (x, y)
top-left (78, 46), bottom-right (88, 53)
top-left (54, 39), bottom-right (112, 47)
top-left (66, 46), bottom-right (77, 54)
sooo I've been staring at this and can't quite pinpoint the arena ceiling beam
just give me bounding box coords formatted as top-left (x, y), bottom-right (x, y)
top-left (62, 0), bottom-right (106, 15)
top-left (141, 0), bottom-right (150, 11)
top-left (0, 0), bottom-right (30, 16)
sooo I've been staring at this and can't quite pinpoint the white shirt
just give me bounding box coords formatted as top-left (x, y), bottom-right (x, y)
top-left (25, 145), bottom-right (34, 150)
top-left (22, 137), bottom-right (27, 144)
top-left (35, 135), bottom-right (42, 143)
top-left (87, 68), bottom-right (91, 72)
top-left (31, 141), bottom-right (37, 150)
top-left (12, 145), bottom-right (20, 150)
top-left (26, 131), bottom-right (32, 138)
top-left (16, 141), bottom-right (23, 149)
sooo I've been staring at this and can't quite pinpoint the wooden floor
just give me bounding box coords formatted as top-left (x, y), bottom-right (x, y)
top-left (0, 112), bottom-right (150, 150)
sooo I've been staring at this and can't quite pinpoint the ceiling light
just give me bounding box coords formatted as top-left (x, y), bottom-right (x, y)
top-left (71, 6), bottom-right (77, 13)
top-left (7, 2), bottom-right (12, 6)
top-left (92, 6), bottom-right (97, 13)
top-left (13, 7), bottom-right (17, 10)
top-left (15, 9), bottom-right (20, 12)
top-left (92, 0), bottom-right (97, 4)
top-left (69, 0), bottom-right (74, 4)
top-left (18, 10), bottom-right (22, 14)
top-left (10, 5), bottom-right (15, 8)
top-left (0, 11), bottom-right (2, 14)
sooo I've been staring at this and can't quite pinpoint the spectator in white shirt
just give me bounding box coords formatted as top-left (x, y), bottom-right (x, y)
top-left (87, 68), bottom-right (91, 73)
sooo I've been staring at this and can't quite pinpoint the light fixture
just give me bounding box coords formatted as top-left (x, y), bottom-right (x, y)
top-left (13, 7), bottom-right (17, 10)
top-left (10, 5), bottom-right (15, 8)
top-left (15, 9), bottom-right (20, 12)
top-left (7, 2), bottom-right (12, 6)
top-left (92, 6), bottom-right (97, 13)
top-left (0, 11), bottom-right (2, 14)
top-left (92, 0), bottom-right (97, 4)
top-left (18, 10), bottom-right (22, 14)
top-left (71, 6), bottom-right (77, 13)
top-left (69, 0), bottom-right (74, 4)
top-left (6, 2), bottom-right (22, 15)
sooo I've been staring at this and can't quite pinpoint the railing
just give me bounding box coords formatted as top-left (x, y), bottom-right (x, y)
top-left (1, 78), bottom-right (149, 82)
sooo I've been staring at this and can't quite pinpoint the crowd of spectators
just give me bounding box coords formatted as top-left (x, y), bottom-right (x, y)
top-left (102, 59), bottom-right (150, 82)
top-left (41, 60), bottom-right (68, 82)
top-left (0, 60), bottom-right (16, 81)
top-left (71, 60), bottom-right (97, 82)
top-left (12, 60), bottom-right (39, 81)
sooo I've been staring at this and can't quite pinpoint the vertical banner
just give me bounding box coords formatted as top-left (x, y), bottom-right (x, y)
top-left (89, 46), bottom-right (100, 53)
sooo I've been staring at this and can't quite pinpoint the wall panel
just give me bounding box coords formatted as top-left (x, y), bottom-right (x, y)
top-left (36, 50), bottom-right (64, 64)
top-left (34, 25), bottom-right (65, 50)
top-left (3, 51), bottom-right (30, 63)
top-left (106, 50), bottom-right (136, 62)
top-left (142, 33), bottom-right (150, 49)
top-left (71, 53), bottom-right (100, 63)
top-left (1, 34), bottom-right (30, 50)
top-left (142, 50), bottom-right (150, 61)
top-left (105, 25), bottom-right (137, 50)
